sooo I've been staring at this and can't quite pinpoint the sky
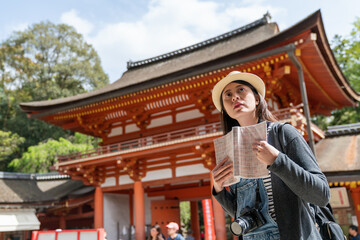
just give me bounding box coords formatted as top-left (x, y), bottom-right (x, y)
top-left (1, 0), bottom-right (359, 83)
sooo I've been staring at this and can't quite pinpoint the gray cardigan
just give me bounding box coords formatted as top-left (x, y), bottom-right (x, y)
top-left (213, 122), bottom-right (330, 239)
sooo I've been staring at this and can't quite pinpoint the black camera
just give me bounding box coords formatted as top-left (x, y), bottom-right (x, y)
top-left (230, 207), bottom-right (266, 236)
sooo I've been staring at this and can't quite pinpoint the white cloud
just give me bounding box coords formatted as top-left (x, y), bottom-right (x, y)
top-left (60, 9), bottom-right (94, 36)
top-left (1, 22), bottom-right (29, 41)
top-left (59, 0), bottom-right (286, 82)
top-left (11, 23), bottom-right (29, 32)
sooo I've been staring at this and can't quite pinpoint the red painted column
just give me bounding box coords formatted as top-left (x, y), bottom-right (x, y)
top-left (212, 199), bottom-right (227, 240)
top-left (190, 201), bottom-right (201, 240)
top-left (210, 176), bottom-right (227, 240)
top-left (129, 190), bottom-right (134, 226)
top-left (202, 199), bottom-right (215, 240)
top-left (350, 186), bottom-right (360, 225)
top-left (59, 215), bottom-right (66, 229)
top-left (134, 181), bottom-right (145, 240)
top-left (94, 187), bottom-right (104, 228)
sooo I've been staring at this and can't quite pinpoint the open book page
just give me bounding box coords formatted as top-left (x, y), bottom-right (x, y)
top-left (213, 121), bottom-right (268, 186)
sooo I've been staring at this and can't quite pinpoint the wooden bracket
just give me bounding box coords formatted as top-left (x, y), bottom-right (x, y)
top-left (129, 107), bottom-right (151, 130)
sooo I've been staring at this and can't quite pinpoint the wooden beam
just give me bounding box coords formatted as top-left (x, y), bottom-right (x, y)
top-left (147, 185), bottom-right (211, 200)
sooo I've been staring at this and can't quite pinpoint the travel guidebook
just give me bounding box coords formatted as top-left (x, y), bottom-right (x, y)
top-left (213, 121), bottom-right (269, 186)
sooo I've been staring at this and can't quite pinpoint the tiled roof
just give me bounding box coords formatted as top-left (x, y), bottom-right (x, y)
top-left (325, 123), bottom-right (360, 137)
top-left (0, 172), bottom-right (88, 204)
top-left (126, 12), bottom-right (271, 69)
top-left (0, 171), bottom-right (70, 180)
top-left (316, 133), bottom-right (360, 173)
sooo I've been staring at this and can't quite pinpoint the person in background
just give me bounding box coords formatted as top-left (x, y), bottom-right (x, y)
top-left (184, 229), bottom-right (194, 240)
top-left (166, 222), bottom-right (185, 240)
top-left (148, 224), bottom-right (164, 240)
top-left (349, 225), bottom-right (360, 240)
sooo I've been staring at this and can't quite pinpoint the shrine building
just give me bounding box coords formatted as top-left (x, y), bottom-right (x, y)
top-left (19, 10), bottom-right (360, 240)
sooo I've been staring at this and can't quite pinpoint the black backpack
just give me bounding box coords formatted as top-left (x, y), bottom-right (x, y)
top-left (305, 203), bottom-right (346, 240)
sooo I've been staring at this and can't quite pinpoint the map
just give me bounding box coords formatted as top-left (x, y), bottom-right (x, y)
top-left (213, 121), bottom-right (269, 186)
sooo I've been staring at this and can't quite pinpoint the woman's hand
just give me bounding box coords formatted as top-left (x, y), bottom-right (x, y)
top-left (252, 140), bottom-right (279, 166)
top-left (211, 157), bottom-right (233, 193)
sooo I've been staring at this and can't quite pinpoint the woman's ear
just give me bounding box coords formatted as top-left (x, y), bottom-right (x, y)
top-left (255, 95), bottom-right (260, 106)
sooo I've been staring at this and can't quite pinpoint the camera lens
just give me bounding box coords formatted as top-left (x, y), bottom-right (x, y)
top-left (230, 219), bottom-right (247, 236)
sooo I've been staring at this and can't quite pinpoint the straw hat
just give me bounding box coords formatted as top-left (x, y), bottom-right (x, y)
top-left (211, 71), bottom-right (265, 111)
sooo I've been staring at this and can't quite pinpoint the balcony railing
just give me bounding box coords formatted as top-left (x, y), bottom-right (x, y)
top-left (272, 103), bottom-right (304, 121)
top-left (57, 122), bottom-right (222, 163)
top-left (57, 104), bottom-right (306, 163)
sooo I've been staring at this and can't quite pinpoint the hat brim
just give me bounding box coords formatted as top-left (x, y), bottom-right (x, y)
top-left (211, 71), bottom-right (265, 111)
top-left (166, 223), bottom-right (179, 230)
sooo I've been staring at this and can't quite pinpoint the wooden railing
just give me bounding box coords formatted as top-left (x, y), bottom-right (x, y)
top-left (57, 104), bottom-right (305, 163)
top-left (57, 122), bottom-right (222, 163)
top-left (272, 103), bottom-right (304, 121)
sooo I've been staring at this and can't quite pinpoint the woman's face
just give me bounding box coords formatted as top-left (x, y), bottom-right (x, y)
top-left (151, 228), bottom-right (158, 237)
top-left (222, 82), bottom-right (259, 122)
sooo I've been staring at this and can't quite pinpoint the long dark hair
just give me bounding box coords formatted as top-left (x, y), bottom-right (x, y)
top-left (148, 225), bottom-right (163, 240)
top-left (219, 80), bottom-right (277, 134)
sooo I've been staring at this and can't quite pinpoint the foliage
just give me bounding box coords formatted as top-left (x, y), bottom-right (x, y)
top-left (8, 132), bottom-right (96, 173)
top-left (0, 130), bottom-right (25, 170)
top-left (0, 130), bottom-right (25, 161)
top-left (180, 201), bottom-right (191, 233)
top-left (0, 21), bottom-right (109, 165)
top-left (67, 131), bottom-right (101, 148)
top-left (1, 21), bottom-right (109, 101)
top-left (312, 106), bottom-right (360, 131)
top-left (332, 17), bottom-right (360, 93)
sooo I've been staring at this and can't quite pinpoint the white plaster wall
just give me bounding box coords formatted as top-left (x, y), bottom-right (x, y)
top-left (176, 163), bottom-right (210, 177)
top-left (104, 193), bottom-right (165, 240)
top-left (108, 126), bottom-right (123, 138)
top-left (125, 123), bottom-right (140, 133)
top-left (119, 175), bottom-right (134, 185)
top-left (104, 193), bottom-right (130, 240)
top-left (147, 116), bottom-right (172, 129)
top-left (101, 177), bottom-right (116, 187)
top-left (176, 109), bottom-right (203, 122)
top-left (141, 169), bottom-right (172, 182)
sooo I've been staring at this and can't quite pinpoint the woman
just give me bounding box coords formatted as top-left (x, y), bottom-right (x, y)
top-left (148, 225), bottom-right (164, 240)
top-left (211, 71), bottom-right (330, 239)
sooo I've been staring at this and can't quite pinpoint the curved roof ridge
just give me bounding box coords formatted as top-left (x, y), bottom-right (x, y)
top-left (0, 171), bottom-right (70, 180)
top-left (126, 12), bottom-right (271, 69)
top-left (325, 122), bottom-right (360, 137)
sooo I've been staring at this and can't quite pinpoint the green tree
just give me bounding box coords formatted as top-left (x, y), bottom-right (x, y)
top-left (0, 21), bottom-right (109, 162)
top-left (332, 18), bottom-right (360, 93)
top-left (180, 201), bottom-right (191, 234)
top-left (1, 21), bottom-right (109, 101)
top-left (8, 132), bottom-right (97, 173)
top-left (0, 130), bottom-right (25, 170)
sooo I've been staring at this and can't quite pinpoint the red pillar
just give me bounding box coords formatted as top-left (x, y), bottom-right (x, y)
top-left (350, 186), bottom-right (360, 225)
top-left (202, 199), bottom-right (215, 240)
top-left (59, 215), bottom-right (66, 229)
top-left (190, 201), bottom-right (201, 240)
top-left (210, 175), bottom-right (227, 240)
top-left (212, 199), bottom-right (227, 240)
top-left (134, 181), bottom-right (145, 240)
top-left (129, 190), bottom-right (134, 226)
top-left (94, 187), bottom-right (104, 228)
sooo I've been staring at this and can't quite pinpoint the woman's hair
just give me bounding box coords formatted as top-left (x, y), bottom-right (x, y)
top-left (219, 80), bottom-right (277, 134)
top-left (148, 225), bottom-right (163, 240)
